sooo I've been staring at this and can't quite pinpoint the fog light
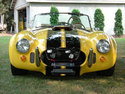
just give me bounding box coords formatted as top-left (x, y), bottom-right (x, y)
top-left (50, 53), bottom-right (56, 59)
top-left (69, 54), bottom-right (74, 59)
top-left (20, 55), bottom-right (26, 62)
top-left (65, 50), bottom-right (71, 54)
top-left (47, 49), bottom-right (52, 53)
top-left (100, 56), bottom-right (106, 62)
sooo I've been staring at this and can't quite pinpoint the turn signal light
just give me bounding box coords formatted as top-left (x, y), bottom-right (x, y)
top-left (20, 55), bottom-right (26, 62)
top-left (100, 56), bottom-right (106, 62)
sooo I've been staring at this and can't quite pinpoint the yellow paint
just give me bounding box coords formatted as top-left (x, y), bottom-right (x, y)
top-left (77, 30), bottom-right (117, 75)
top-left (19, 15), bottom-right (24, 32)
top-left (9, 29), bottom-right (48, 75)
top-left (61, 66), bottom-right (66, 69)
top-left (61, 29), bottom-right (66, 48)
top-left (60, 74), bottom-right (66, 76)
top-left (9, 28), bottom-right (117, 76)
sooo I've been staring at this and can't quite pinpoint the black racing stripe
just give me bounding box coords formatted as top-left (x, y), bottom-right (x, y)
top-left (65, 30), bottom-right (80, 49)
top-left (47, 30), bottom-right (61, 48)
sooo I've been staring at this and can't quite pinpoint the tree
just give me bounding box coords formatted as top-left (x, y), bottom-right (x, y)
top-left (114, 9), bottom-right (124, 37)
top-left (71, 9), bottom-right (81, 24)
top-left (94, 9), bottom-right (104, 31)
top-left (0, 0), bottom-right (14, 31)
top-left (0, 0), bottom-right (8, 15)
top-left (50, 5), bottom-right (59, 25)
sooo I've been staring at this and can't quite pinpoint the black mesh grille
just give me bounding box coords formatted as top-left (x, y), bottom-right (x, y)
top-left (41, 49), bottom-right (86, 66)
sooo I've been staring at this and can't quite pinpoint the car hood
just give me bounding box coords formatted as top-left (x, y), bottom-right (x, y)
top-left (33, 28), bottom-right (84, 49)
top-left (30, 28), bottom-right (109, 51)
top-left (14, 27), bottom-right (110, 56)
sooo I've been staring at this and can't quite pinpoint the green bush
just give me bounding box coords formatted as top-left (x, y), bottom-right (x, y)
top-left (50, 5), bottom-right (59, 25)
top-left (94, 9), bottom-right (104, 31)
top-left (114, 9), bottom-right (124, 37)
top-left (71, 9), bottom-right (81, 24)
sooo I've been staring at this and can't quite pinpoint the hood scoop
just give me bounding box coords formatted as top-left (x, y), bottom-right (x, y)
top-left (52, 26), bottom-right (73, 31)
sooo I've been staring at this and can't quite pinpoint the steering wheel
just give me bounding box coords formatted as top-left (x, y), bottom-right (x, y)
top-left (67, 16), bottom-right (86, 29)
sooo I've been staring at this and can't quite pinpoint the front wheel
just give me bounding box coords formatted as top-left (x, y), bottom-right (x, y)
top-left (97, 65), bottom-right (115, 76)
top-left (11, 64), bottom-right (27, 75)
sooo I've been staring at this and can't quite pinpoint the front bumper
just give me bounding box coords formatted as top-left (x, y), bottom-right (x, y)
top-left (10, 47), bottom-right (116, 76)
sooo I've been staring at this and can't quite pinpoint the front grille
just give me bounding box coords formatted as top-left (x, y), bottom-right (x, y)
top-left (46, 48), bottom-right (80, 61)
top-left (41, 48), bottom-right (86, 66)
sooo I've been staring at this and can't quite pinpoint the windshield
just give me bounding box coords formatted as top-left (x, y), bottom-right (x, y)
top-left (33, 13), bottom-right (92, 32)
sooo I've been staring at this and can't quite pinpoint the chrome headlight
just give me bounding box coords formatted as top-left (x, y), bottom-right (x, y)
top-left (69, 54), bottom-right (74, 59)
top-left (96, 39), bottom-right (110, 54)
top-left (16, 39), bottom-right (30, 53)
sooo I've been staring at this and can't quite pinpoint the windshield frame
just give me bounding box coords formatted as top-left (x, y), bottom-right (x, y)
top-left (32, 12), bottom-right (92, 32)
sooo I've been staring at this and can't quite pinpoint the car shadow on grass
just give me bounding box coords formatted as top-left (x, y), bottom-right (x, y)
top-left (10, 57), bottom-right (125, 81)
top-left (14, 70), bottom-right (115, 81)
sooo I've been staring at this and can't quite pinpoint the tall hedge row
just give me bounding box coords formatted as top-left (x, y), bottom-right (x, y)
top-left (71, 9), bottom-right (81, 24)
top-left (94, 9), bottom-right (104, 31)
top-left (114, 9), bottom-right (123, 37)
top-left (50, 5), bottom-right (59, 25)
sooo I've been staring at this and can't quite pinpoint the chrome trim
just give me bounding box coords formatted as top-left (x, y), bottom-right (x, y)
top-left (16, 38), bottom-right (30, 53)
top-left (88, 48), bottom-right (93, 67)
top-left (35, 47), bottom-right (40, 67)
top-left (96, 39), bottom-right (111, 54)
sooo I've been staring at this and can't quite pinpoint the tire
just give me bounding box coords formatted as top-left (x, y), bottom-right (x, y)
top-left (11, 64), bottom-right (27, 75)
top-left (97, 65), bottom-right (115, 76)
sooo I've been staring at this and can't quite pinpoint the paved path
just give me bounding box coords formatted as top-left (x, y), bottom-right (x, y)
top-left (112, 34), bottom-right (125, 38)
top-left (0, 33), bottom-right (14, 36)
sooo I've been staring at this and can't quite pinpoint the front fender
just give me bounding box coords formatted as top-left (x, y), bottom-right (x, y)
top-left (77, 31), bottom-right (117, 75)
top-left (9, 31), bottom-right (46, 74)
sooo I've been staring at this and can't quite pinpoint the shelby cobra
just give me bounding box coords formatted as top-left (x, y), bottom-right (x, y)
top-left (9, 13), bottom-right (117, 76)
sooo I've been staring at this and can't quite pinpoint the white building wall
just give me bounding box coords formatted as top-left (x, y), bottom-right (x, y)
top-left (14, 0), bottom-right (28, 33)
top-left (29, 3), bottom-right (125, 35)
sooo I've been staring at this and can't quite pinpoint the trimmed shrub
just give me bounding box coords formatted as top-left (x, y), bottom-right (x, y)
top-left (71, 9), bottom-right (81, 24)
top-left (114, 9), bottom-right (124, 37)
top-left (50, 5), bottom-right (59, 25)
top-left (94, 9), bottom-right (104, 31)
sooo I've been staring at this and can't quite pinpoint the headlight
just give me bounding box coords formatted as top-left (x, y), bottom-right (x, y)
top-left (16, 39), bottom-right (30, 53)
top-left (96, 39), bottom-right (110, 54)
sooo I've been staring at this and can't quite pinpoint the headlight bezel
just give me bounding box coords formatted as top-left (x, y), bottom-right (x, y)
top-left (96, 39), bottom-right (111, 54)
top-left (16, 39), bottom-right (30, 53)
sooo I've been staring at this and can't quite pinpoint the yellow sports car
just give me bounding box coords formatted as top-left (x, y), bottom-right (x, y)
top-left (9, 13), bottom-right (117, 76)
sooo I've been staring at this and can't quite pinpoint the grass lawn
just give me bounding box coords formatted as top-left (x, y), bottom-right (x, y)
top-left (0, 36), bottom-right (125, 94)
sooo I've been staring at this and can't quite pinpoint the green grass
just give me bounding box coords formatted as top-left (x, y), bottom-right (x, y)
top-left (0, 37), bottom-right (125, 94)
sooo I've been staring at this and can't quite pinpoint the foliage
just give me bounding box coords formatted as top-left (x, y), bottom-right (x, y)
top-left (71, 9), bottom-right (81, 24)
top-left (114, 9), bottom-right (124, 37)
top-left (0, 0), bottom-right (14, 31)
top-left (94, 8), bottom-right (104, 31)
top-left (0, 0), bottom-right (8, 15)
top-left (5, 10), bottom-right (14, 31)
top-left (50, 5), bottom-right (59, 25)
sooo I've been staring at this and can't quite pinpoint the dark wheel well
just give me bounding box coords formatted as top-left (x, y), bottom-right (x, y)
top-left (96, 65), bottom-right (115, 76)
top-left (11, 64), bottom-right (27, 75)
